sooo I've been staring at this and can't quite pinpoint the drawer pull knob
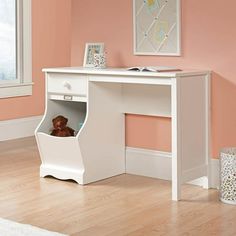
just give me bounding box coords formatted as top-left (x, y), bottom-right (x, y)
top-left (63, 81), bottom-right (71, 90)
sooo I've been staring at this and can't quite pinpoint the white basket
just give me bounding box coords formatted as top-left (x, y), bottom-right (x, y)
top-left (220, 148), bottom-right (236, 205)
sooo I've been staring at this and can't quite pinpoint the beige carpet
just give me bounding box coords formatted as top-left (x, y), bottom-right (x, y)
top-left (0, 218), bottom-right (68, 236)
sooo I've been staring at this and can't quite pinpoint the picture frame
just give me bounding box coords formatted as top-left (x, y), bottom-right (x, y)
top-left (83, 43), bottom-right (104, 67)
top-left (133, 0), bottom-right (181, 56)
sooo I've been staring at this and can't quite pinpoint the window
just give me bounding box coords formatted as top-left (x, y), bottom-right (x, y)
top-left (0, 0), bottom-right (32, 98)
top-left (0, 0), bottom-right (16, 82)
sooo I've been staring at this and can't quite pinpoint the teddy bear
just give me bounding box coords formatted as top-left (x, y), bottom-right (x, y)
top-left (50, 115), bottom-right (75, 137)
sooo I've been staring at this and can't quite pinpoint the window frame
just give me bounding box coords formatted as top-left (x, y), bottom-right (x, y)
top-left (0, 0), bottom-right (32, 99)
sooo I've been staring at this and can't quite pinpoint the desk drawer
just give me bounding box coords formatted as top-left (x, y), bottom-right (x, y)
top-left (47, 73), bottom-right (87, 96)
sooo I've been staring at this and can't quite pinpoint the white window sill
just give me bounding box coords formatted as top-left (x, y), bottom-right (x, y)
top-left (0, 83), bottom-right (33, 99)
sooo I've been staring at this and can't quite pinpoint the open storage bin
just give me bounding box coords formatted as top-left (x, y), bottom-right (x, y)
top-left (36, 99), bottom-right (87, 183)
top-left (37, 99), bottom-right (87, 136)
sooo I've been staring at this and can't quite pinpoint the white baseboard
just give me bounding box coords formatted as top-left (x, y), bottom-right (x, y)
top-left (0, 116), bottom-right (43, 141)
top-left (126, 147), bottom-right (219, 189)
top-left (126, 147), bottom-right (172, 180)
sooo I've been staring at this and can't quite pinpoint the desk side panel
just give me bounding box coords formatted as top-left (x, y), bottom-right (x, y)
top-left (178, 74), bottom-right (210, 183)
top-left (79, 82), bottom-right (125, 183)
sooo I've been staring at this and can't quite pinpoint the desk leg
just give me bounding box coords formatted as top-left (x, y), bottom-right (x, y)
top-left (171, 78), bottom-right (182, 201)
top-left (172, 132), bottom-right (182, 201)
top-left (172, 152), bottom-right (182, 201)
top-left (203, 73), bottom-right (212, 190)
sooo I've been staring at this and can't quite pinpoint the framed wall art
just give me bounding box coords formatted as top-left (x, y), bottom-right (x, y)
top-left (133, 0), bottom-right (181, 56)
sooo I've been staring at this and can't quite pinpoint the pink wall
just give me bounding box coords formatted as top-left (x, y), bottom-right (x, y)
top-left (126, 115), bottom-right (171, 152)
top-left (0, 0), bottom-right (71, 121)
top-left (71, 0), bottom-right (236, 157)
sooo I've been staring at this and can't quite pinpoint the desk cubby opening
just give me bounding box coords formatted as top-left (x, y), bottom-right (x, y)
top-left (37, 99), bottom-right (87, 137)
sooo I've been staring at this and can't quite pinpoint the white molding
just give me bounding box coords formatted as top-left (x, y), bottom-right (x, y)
top-left (22, 0), bottom-right (32, 85)
top-left (0, 116), bottom-right (42, 141)
top-left (126, 147), bottom-right (172, 180)
top-left (0, 83), bottom-right (33, 98)
top-left (126, 147), bottom-right (219, 188)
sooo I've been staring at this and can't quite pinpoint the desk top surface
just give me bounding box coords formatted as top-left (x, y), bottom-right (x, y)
top-left (43, 67), bottom-right (210, 78)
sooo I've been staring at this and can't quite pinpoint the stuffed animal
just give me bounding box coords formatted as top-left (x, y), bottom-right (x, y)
top-left (50, 115), bottom-right (75, 137)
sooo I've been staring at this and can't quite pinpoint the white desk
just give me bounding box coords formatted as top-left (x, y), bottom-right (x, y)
top-left (35, 67), bottom-right (211, 201)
